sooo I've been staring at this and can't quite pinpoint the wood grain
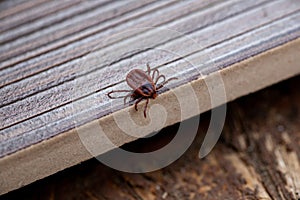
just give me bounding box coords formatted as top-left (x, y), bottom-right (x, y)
top-left (0, 0), bottom-right (300, 194)
top-left (1, 3), bottom-right (299, 152)
top-left (0, 1), bottom-right (118, 61)
top-left (1, 76), bottom-right (300, 200)
top-left (0, 0), bottom-right (82, 34)
top-left (0, 0), bottom-right (46, 20)
top-left (1, 0), bottom-right (300, 157)
top-left (0, 0), bottom-right (214, 82)
top-left (0, 35), bottom-right (299, 195)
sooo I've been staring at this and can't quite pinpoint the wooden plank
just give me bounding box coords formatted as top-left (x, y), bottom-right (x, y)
top-left (0, 0), bottom-right (46, 20)
top-left (0, 0), bottom-right (300, 194)
top-left (0, 0), bottom-right (171, 68)
top-left (0, 0), bottom-right (82, 34)
top-left (0, 36), bottom-right (300, 195)
top-left (0, 0), bottom-right (214, 82)
top-left (0, 0), bottom-right (112, 40)
top-left (2, 0), bottom-right (298, 107)
top-left (1, 1), bottom-right (299, 149)
top-left (1, 75), bottom-right (300, 199)
top-left (1, 0), bottom-right (290, 122)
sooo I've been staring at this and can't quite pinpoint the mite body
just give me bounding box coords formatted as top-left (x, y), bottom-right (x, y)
top-left (107, 64), bottom-right (177, 118)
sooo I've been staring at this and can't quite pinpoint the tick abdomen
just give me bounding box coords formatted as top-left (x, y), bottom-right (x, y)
top-left (126, 69), bottom-right (152, 90)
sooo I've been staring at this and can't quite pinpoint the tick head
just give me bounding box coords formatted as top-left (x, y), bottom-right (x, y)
top-left (152, 91), bottom-right (157, 99)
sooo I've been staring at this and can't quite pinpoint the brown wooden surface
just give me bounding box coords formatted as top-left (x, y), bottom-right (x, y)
top-left (1, 0), bottom-right (300, 159)
top-left (1, 0), bottom-right (300, 195)
top-left (1, 75), bottom-right (300, 200)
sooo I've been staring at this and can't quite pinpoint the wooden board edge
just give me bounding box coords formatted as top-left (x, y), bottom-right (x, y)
top-left (1, 37), bottom-right (300, 195)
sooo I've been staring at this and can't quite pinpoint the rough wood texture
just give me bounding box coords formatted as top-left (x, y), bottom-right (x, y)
top-left (1, 75), bottom-right (300, 200)
top-left (1, 0), bottom-right (300, 195)
top-left (1, 0), bottom-right (300, 158)
top-left (1, 38), bottom-right (300, 196)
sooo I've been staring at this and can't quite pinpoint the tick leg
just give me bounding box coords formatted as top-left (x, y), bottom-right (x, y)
top-left (155, 74), bottom-right (166, 85)
top-left (156, 77), bottom-right (178, 90)
top-left (134, 97), bottom-right (143, 111)
top-left (143, 98), bottom-right (149, 118)
top-left (107, 90), bottom-right (132, 99)
top-left (151, 68), bottom-right (159, 81)
top-left (146, 63), bottom-right (151, 75)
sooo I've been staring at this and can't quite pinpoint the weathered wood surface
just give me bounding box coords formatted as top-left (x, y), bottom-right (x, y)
top-left (1, 75), bottom-right (300, 200)
top-left (1, 0), bottom-right (300, 195)
top-left (1, 0), bottom-right (300, 159)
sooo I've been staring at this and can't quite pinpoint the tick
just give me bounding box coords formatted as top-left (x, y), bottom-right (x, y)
top-left (107, 64), bottom-right (177, 118)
